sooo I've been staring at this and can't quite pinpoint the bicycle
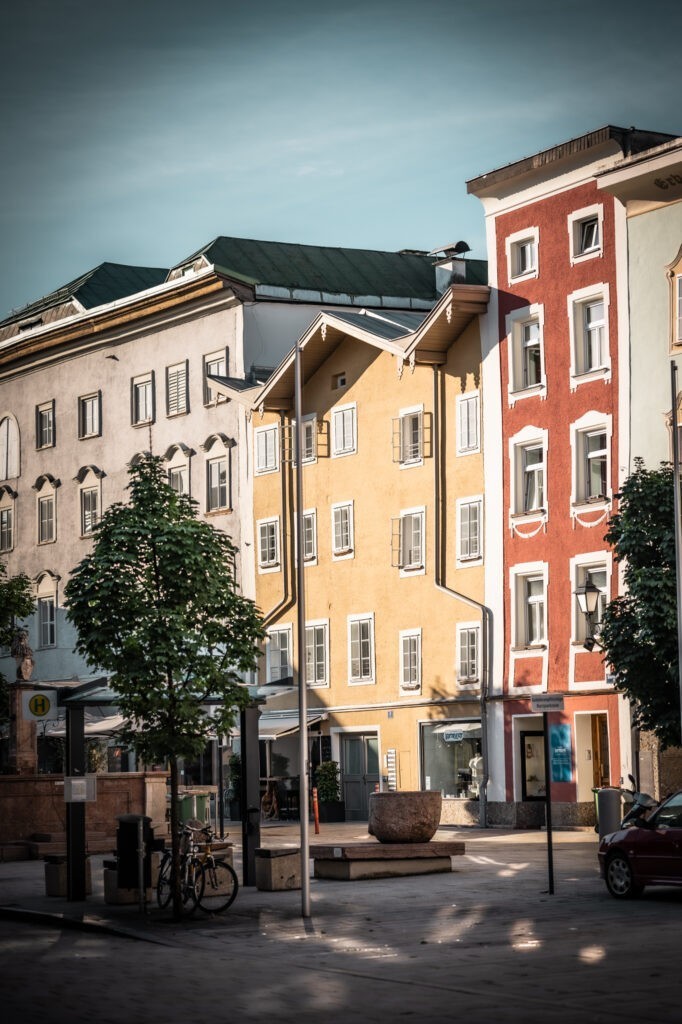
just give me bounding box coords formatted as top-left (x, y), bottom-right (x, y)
top-left (156, 822), bottom-right (239, 914)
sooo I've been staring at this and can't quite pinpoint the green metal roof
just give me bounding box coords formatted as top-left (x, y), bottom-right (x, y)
top-left (175, 236), bottom-right (444, 301)
top-left (1, 261), bottom-right (168, 328)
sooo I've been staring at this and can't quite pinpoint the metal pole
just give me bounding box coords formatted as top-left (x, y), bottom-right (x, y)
top-left (542, 711), bottom-right (555, 895)
top-left (65, 704), bottom-right (87, 901)
top-left (217, 736), bottom-right (225, 839)
top-left (294, 340), bottom-right (311, 918)
top-left (670, 361), bottom-right (682, 743)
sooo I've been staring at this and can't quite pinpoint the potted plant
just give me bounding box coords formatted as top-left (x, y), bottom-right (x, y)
top-left (314, 760), bottom-right (345, 823)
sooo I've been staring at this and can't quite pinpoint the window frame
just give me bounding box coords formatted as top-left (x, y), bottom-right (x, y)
top-left (305, 619), bottom-right (329, 688)
top-left (0, 503), bottom-right (13, 552)
top-left (257, 516), bottom-right (280, 573)
top-left (331, 501), bottom-right (354, 561)
top-left (265, 625), bottom-right (292, 684)
top-left (331, 403), bottom-right (357, 458)
top-left (399, 628), bottom-right (422, 694)
top-left (505, 226), bottom-right (539, 283)
top-left (38, 493), bottom-right (55, 545)
top-left (203, 349), bottom-right (228, 405)
top-left (131, 373), bottom-right (155, 426)
top-left (567, 204), bottom-right (604, 265)
top-left (567, 284), bottom-right (611, 385)
top-left (348, 612), bottom-right (375, 685)
top-left (78, 391), bottom-right (102, 439)
top-left (506, 304), bottom-right (546, 403)
top-left (80, 486), bottom-right (99, 537)
top-left (457, 622), bottom-right (480, 688)
top-left (572, 555), bottom-right (611, 645)
top-left (254, 423), bottom-right (279, 475)
top-left (509, 426), bottom-right (548, 523)
top-left (206, 456), bottom-right (229, 513)
top-left (166, 360), bottom-right (189, 417)
top-left (510, 565), bottom-right (548, 651)
top-left (392, 507), bottom-right (425, 575)
top-left (37, 596), bottom-right (56, 649)
top-left (300, 508), bottom-right (317, 565)
top-left (570, 411), bottom-right (613, 511)
top-left (457, 496), bottom-right (483, 566)
top-left (35, 400), bottom-right (55, 450)
top-left (393, 405), bottom-right (424, 466)
top-left (456, 391), bottom-right (480, 456)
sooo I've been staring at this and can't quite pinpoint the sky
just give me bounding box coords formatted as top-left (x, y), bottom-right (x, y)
top-left (1, 0), bottom-right (680, 319)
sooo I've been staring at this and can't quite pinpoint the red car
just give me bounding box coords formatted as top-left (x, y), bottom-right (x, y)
top-left (598, 791), bottom-right (682, 898)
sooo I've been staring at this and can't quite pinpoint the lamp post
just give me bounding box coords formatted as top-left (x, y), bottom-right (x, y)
top-left (574, 580), bottom-right (601, 652)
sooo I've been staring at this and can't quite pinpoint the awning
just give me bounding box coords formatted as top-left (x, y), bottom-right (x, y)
top-left (432, 721), bottom-right (481, 742)
top-left (258, 711), bottom-right (327, 742)
top-left (43, 712), bottom-right (127, 738)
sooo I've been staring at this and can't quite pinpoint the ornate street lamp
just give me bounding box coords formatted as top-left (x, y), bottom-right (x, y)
top-left (574, 580), bottom-right (602, 652)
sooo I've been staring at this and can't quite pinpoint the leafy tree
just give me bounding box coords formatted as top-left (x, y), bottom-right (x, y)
top-left (65, 455), bottom-right (264, 917)
top-left (600, 459), bottom-right (680, 747)
top-left (0, 561), bottom-right (35, 723)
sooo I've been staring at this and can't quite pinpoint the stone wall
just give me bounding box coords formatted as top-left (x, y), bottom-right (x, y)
top-left (0, 772), bottom-right (169, 844)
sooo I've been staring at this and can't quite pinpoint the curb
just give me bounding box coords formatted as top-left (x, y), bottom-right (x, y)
top-left (0, 904), bottom-right (177, 945)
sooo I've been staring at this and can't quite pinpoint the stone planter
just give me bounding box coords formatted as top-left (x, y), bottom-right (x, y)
top-left (368, 791), bottom-right (442, 844)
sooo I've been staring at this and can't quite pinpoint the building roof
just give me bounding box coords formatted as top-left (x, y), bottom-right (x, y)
top-left (0, 261), bottom-right (168, 329)
top-left (173, 235), bottom-right (485, 306)
top-left (467, 125), bottom-right (679, 196)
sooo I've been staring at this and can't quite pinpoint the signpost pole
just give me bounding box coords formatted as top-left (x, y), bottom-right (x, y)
top-left (542, 711), bottom-right (554, 896)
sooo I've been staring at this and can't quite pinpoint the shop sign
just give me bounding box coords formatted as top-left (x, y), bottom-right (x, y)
top-left (442, 729), bottom-right (464, 743)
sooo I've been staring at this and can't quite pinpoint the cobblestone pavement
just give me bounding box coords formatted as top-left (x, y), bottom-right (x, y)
top-left (1, 825), bottom-right (679, 1023)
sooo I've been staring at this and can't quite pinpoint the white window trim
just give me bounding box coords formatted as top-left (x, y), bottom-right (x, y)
top-left (509, 561), bottom-right (549, 693)
top-left (36, 481), bottom-right (57, 545)
top-left (265, 624), bottom-right (293, 684)
top-left (78, 392), bottom-right (101, 439)
top-left (508, 425), bottom-right (549, 528)
top-left (399, 628), bottom-right (422, 694)
top-left (456, 621), bottom-right (480, 690)
top-left (456, 391), bottom-right (480, 456)
top-left (206, 455), bottom-right (230, 513)
top-left (568, 551), bottom-right (613, 690)
top-left (398, 505), bottom-right (425, 577)
top-left (567, 204), bottom-right (604, 266)
top-left (456, 496), bottom-right (483, 568)
top-left (254, 423), bottom-right (279, 475)
top-left (295, 508), bottom-right (318, 567)
top-left (331, 402), bottom-right (357, 458)
top-left (0, 494), bottom-right (14, 553)
top-left (78, 470), bottom-right (102, 538)
top-left (257, 515), bottom-right (281, 574)
top-left (203, 349), bottom-right (228, 406)
top-left (36, 401), bottom-right (55, 450)
top-left (166, 361), bottom-right (189, 417)
top-left (505, 226), bottom-right (539, 283)
top-left (292, 415), bottom-right (318, 467)
top-left (347, 612), bottom-right (376, 686)
top-left (331, 500), bottom-right (354, 561)
top-left (570, 410), bottom-right (613, 516)
top-left (305, 618), bottom-right (329, 689)
top-left (505, 303), bottom-right (546, 404)
top-left (35, 572), bottom-right (59, 650)
top-left (131, 373), bottom-right (155, 426)
top-left (567, 283), bottom-right (611, 387)
top-left (396, 404), bottom-right (424, 468)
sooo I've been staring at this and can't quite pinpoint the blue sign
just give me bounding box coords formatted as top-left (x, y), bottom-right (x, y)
top-left (550, 724), bottom-right (572, 782)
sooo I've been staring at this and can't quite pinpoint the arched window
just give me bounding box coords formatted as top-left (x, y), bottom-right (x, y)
top-left (0, 415), bottom-right (20, 480)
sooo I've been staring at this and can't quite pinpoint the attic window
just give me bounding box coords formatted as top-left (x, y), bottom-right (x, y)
top-left (332, 372), bottom-right (347, 390)
top-left (19, 317), bottom-right (43, 332)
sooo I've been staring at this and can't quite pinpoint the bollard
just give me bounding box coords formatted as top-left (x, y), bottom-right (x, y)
top-left (312, 787), bottom-right (320, 835)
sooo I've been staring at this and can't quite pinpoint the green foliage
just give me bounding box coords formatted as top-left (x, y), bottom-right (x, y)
top-left (600, 459), bottom-right (680, 747)
top-left (64, 454), bottom-right (265, 766)
top-left (314, 760), bottom-right (341, 802)
top-left (0, 560), bottom-right (35, 721)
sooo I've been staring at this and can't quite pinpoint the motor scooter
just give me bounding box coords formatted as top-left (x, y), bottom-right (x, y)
top-left (619, 773), bottom-right (658, 827)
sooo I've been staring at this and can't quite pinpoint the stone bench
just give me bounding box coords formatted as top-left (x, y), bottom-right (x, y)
top-left (309, 840), bottom-right (465, 881)
top-left (255, 847), bottom-right (301, 891)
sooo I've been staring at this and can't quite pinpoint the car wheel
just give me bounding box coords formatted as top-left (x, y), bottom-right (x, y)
top-left (605, 853), bottom-right (643, 899)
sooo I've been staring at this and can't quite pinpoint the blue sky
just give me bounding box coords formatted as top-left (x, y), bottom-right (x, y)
top-left (1, 0), bottom-right (680, 318)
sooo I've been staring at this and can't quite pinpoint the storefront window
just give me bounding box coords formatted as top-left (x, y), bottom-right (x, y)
top-left (421, 720), bottom-right (482, 799)
top-left (521, 731), bottom-right (545, 799)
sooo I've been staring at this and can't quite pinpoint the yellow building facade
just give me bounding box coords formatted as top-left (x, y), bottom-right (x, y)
top-left (249, 283), bottom-right (490, 824)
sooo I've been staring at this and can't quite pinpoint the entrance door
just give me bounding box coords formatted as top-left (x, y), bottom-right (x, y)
top-left (591, 714), bottom-right (610, 788)
top-left (341, 733), bottom-right (380, 820)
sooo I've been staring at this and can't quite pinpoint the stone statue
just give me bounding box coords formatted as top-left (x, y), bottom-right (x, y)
top-left (10, 628), bottom-right (35, 681)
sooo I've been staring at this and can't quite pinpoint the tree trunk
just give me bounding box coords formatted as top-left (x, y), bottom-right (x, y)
top-left (169, 756), bottom-right (182, 921)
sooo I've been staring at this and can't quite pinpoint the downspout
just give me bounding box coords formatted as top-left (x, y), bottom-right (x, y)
top-left (432, 365), bottom-right (492, 828)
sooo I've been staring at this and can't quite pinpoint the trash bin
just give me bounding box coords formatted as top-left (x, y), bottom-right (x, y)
top-left (116, 813), bottom-right (154, 889)
top-left (596, 788), bottom-right (622, 839)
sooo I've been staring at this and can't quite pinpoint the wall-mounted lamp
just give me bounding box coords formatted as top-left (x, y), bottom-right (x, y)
top-left (574, 581), bottom-right (603, 652)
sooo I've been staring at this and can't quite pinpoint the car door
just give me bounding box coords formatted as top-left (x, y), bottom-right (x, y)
top-left (633, 793), bottom-right (682, 884)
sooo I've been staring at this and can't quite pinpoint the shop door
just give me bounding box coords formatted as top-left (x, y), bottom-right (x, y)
top-left (591, 714), bottom-right (610, 788)
top-left (341, 733), bottom-right (380, 820)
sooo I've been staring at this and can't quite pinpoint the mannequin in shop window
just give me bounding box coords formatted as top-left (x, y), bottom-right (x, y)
top-left (468, 742), bottom-right (484, 798)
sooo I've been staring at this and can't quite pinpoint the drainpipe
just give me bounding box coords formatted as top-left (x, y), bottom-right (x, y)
top-left (432, 365), bottom-right (492, 828)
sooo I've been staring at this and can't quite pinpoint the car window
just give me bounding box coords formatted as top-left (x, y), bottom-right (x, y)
top-left (653, 794), bottom-right (682, 828)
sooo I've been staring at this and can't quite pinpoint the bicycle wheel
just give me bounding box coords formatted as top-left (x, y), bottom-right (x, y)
top-left (181, 859), bottom-right (202, 912)
top-left (198, 859), bottom-right (239, 913)
top-left (156, 853), bottom-right (172, 909)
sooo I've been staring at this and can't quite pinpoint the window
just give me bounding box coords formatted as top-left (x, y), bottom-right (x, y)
top-left (0, 416), bottom-right (20, 480)
top-left (568, 284), bottom-right (610, 381)
top-left (457, 392), bottom-right (479, 454)
top-left (457, 625), bottom-right (479, 684)
top-left (421, 720), bottom-right (482, 799)
top-left (568, 205), bottom-right (603, 263)
top-left (78, 392), bottom-right (101, 438)
top-left (0, 506), bottom-right (12, 552)
top-left (258, 517), bottom-right (280, 571)
top-left (266, 627), bottom-right (291, 682)
top-left (38, 495), bottom-right (55, 544)
top-left (509, 427), bottom-right (548, 521)
top-left (206, 458), bottom-right (228, 512)
top-left (305, 622), bottom-right (328, 687)
top-left (332, 502), bottom-right (354, 559)
top-left (302, 510), bottom-right (317, 563)
top-left (506, 305), bottom-right (546, 401)
top-left (36, 401), bottom-right (55, 449)
top-left (393, 408), bottom-right (423, 465)
top-left (38, 597), bottom-right (56, 648)
top-left (131, 374), bottom-right (155, 425)
top-left (458, 498), bottom-right (482, 563)
top-left (677, 276), bottom-right (682, 343)
top-left (524, 576), bottom-right (545, 646)
top-left (400, 629), bottom-right (421, 692)
top-left (204, 350), bottom-right (228, 405)
top-left (168, 466), bottom-right (188, 495)
top-left (522, 446), bottom-right (544, 512)
top-left (332, 371), bottom-right (347, 390)
top-left (255, 424), bottom-right (279, 474)
top-left (348, 614), bottom-right (375, 684)
top-left (505, 227), bottom-right (539, 282)
top-left (80, 488), bottom-right (98, 535)
top-left (166, 362), bottom-right (189, 416)
top-left (332, 403), bottom-right (356, 457)
top-left (571, 413), bottom-right (612, 509)
top-left (290, 416), bottom-right (317, 465)
top-left (392, 509), bottom-right (425, 573)
top-left (584, 430), bottom-right (607, 499)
